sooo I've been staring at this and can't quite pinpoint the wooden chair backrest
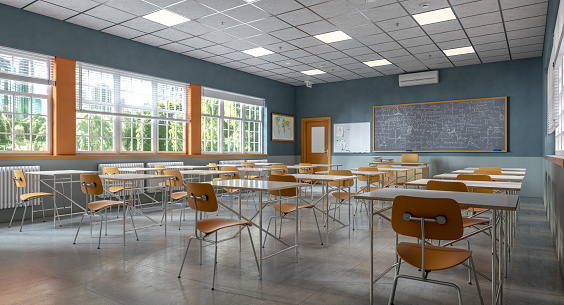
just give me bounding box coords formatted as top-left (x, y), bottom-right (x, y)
top-left (271, 164), bottom-right (288, 175)
top-left (221, 167), bottom-right (240, 179)
top-left (401, 153), bottom-right (418, 164)
top-left (328, 170), bottom-right (354, 187)
top-left (268, 175), bottom-right (297, 197)
top-left (209, 163), bottom-right (219, 171)
top-left (242, 162), bottom-right (255, 168)
top-left (376, 164), bottom-right (395, 178)
top-left (13, 170), bottom-right (27, 188)
top-left (80, 174), bottom-right (104, 196)
top-left (457, 174), bottom-right (493, 194)
top-left (356, 167), bottom-right (381, 182)
top-left (473, 169), bottom-right (502, 175)
top-left (479, 167), bottom-right (501, 171)
top-left (185, 182), bottom-right (218, 212)
top-left (154, 165), bottom-right (165, 169)
top-left (103, 167), bottom-right (120, 175)
top-left (298, 163), bottom-right (312, 174)
top-left (426, 180), bottom-right (468, 192)
top-left (163, 170), bottom-right (184, 187)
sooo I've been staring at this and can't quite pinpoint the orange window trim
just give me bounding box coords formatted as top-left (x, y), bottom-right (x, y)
top-left (52, 57), bottom-right (76, 155)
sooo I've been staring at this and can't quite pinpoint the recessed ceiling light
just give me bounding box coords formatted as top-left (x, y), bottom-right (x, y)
top-left (244, 0), bottom-right (260, 3)
top-left (143, 10), bottom-right (190, 27)
top-left (242, 47), bottom-right (274, 57)
top-left (363, 59), bottom-right (392, 67)
top-left (314, 31), bottom-right (352, 44)
top-left (301, 69), bottom-right (325, 76)
top-left (443, 46), bottom-right (475, 56)
top-left (412, 7), bottom-right (456, 26)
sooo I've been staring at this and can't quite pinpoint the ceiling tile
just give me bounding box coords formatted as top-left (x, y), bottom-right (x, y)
top-left (264, 41), bottom-right (298, 53)
top-left (87, 5), bottom-right (137, 23)
top-left (477, 48), bottom-right (509, 58)
top-left (277, 8), bottom-right (323, 26)
top-left (466, 23), bottom-right (505, 37)
top-left (506, 26), bottom-right (545, 41)
top-left (255, 63), bottom-right (283, 70)
top-left (260, 53), bottom-right (290, 62)
top-left (473, 41), bottom-right (508, 52)
top-left (453, 0), bottom-right (500, 18)
top-left (388, 54), bottom-right (418, 63)
top-left (223, 24), bottom-right (262, 39)
top-left (508, 36), bottom-right (544, 48)
top-left (421, 20), bottom-right (462, 35)
top-left (343, 62), bottom-right (371, 70)
top-left (387, 27), bottom-right (426, 41)
top-left (379, 48), bottom-right (411, 58)
top-left (499, 0), bottom-right (547, 10)
top-left (436, 38), bottom-right (472, 49)
top-left (222, 51), bottom-right (253, 60)
top-left (469, 33), bottom-right (506, 45)
top-left (430, 30), bottom-right (467, 43)
top-left (328, 12), bottom-right (370, 29)
top-left (296, 55), bottom-right (325, 63)
top-left (197, 0), bottom-right (247, 11)
top-left (417, 52), bottom-right (449, 61)
top-left (426, 62), bottom-right (454, 69)
top-left (481, 54), bottom-right (510, 63)
top-left (144, 0), bottom-right (182, 8)
top-left (132, 34), bottom-right (171, 46)
top-left (340, 74), bottom-right (363, 80)
top-left (406, 44), bottom-right (441, 54)
top-left (343, 24), bottom-right (384, 38)
top-left (222, 61), bottom-right (249, 69)
top-left (355, 54), bottom-right (384, 62)
top-left (159, 42), bottom-right (194, 53)
top-left (183, 49), bottom-right (214, 59)
top-left (46, 0), bottom-right (99, 12)
top-left (67, 14), bottom-right (114, 31)
top-left (239, 66), bottom-right (262, 73)
top-left (364, 3), bottom-right (408, 23)
top-left (341, 47), bottom-right (374, 56)
top-left (305, 44), bottom-right (337, 55)
top-left (270, 27), bottom-right (309, 40)
top-left (459, 12), bottom-right (502, 29)
top-left (503, 2), bottom-right (548, 22)
top-left (510, 44), bottom-right (543, 54)
top-left (152, 28), bottom-right (192, 41)
top-left (173, 21), bottom-right (215, 36)
top-left (376, 15), bottom-right (418, 32)
top-left (356, 33), bottom-right (393, 45)
top-left (347, 0), bottom-right (396, 10)
top-left (179, 37), bottom-right (215, 49)
top-left (248, 17), bottom-right (291, 33)
top-left (297, 0), bottom-right (331, 6)
top-left (253, 0), bottom-right (304, 15)
top-left (309, 0), bottom-right (356, 19)
top-left (400, 0), bottom-right (450, 15)
top-left (504, 15), bottom-right (546, 31)
top-left (224, 4), bottom-right (270, 23)
top-left (449, 53), bottom-right (479, 61)
top-left (298, 20), bottom-right (338, 36)
top-left (245, 34), bottom-right (282, 46)
top-left (24, 1), bottom-right (77, 20)
top-left (104, 0), bottom-right (159, 16)
top-left (121, 17), bottom-right (166, 33)
top-left (369, 41), bottom-right (403, 52)
top-left (452, 58), bottom-right (481, 66)
top-left (201, 44), bottom-right (234, 55)
top-left (512, 50), bottom-right (542, 59)
top-left (200, 31), bottom-right (238, 44)
top-left (330, 39), bottom-right (364, 50)
top-left (318, 51), bottom-right (348, 60)
top-left (204, 56), bottom-right (232, 64)
top-left (332, 57), bottom-right (359, 65)
top-left (398, 36), bottom-right (435, 48)
top-left (281, 49), bottom-right (312, 58)
top-left (102, 25), bottom-right (144, 39)
top-left (288, 36), bottom-right (324, 48)
top-left (240, 57), bottom-right (269, 66)
top-left (167, 1), bottom-right (216, 20)
top-left (270, 67), bottom-right (295, 74)
top-left (222, 39), bottom-right (257, 51)
top-left (0, 0), bottom-right (35, 8)
top-left (198, 13), bottom-right (241, 29)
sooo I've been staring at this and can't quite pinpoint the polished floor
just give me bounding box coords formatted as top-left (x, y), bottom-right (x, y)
top-left (1, 190), bottom-right (563, 305)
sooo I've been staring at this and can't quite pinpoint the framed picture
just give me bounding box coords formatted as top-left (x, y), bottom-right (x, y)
top-left (272, 113), bottom-right (294, 142)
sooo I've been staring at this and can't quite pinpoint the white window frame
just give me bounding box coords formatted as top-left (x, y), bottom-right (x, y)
top-left (76, 62), bottom-right (188, 154)
top-left (0, 47), bottom-right (53, 154)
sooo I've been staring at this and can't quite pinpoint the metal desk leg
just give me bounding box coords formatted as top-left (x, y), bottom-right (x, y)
top-left (123, 180), bottom-right (127, 246)
top-left (492, 209), bottom-right (497, 305)
top-left (259, 191), bottom-right (263, 279)
top-left (296, 188), bottom-right (299, 262)
top-left (370, 198), bottom-right (374, 305)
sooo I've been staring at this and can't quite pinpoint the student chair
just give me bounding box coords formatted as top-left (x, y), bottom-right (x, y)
top-left (73, 174), bottom-right (137, 249)
top-left (388, 196), bottom-right (484, 305)
top-left (177, 182), bottom-right (259, 290)
top-left (473, 169), bottom-right (502, 175)
top-left (376, 164), bottom-right (397, 187)
top-left (9, 170), bottom-right (53, 232)
top-left (327, 170), bottom-right (357, 222)
top-left (457, 174), bottom-right (495, 213)
top-left (298, 162), bottom-right (314, 195)
top-left (400, 153), bottom-right (418, 164)
top-left (356, 166), bottom-right (384, 192)
top-left (478, 167), bottom-right (501, 171)
top-left (264, 175), bottom-right (323, 246)
top-left (241, 162), bottom-right (259, 179)
top-left (271, 164), bottom-right (289, 175)
top-left (163, 170), bottom-right (189, 230)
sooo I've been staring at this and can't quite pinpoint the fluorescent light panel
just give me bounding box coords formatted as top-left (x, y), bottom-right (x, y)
top-left (143, 10), bottom-right (190, 27)
top-left (443, 46), bottom-right (475, 56)
top-left (364, 59), bottom-right (392, 67)
top-left (242, 47), bottom-right (274, 57)
top-left (314, 31), bottom-right (352, 43)
top-left (412, 8), bottom-right (456, 26)
top-left (301, 69), bottom-right (325, 76)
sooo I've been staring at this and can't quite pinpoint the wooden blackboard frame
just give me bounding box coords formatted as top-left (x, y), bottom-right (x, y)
top-left (372, 97), bottom-right (508, 152)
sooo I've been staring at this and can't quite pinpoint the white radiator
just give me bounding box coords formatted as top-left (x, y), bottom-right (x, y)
top-left (146, 161), bottom-right (183, 192)
top-left (0, 166), bottom-right (40, 209)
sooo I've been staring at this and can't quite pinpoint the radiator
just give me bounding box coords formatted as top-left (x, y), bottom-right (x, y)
top-left (146, 161), bottom-right (183, 192)
top-left (0, 166), bottom-right (40, 209)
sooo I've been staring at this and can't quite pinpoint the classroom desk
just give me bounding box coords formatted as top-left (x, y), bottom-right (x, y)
top-left (289, 174), bottom-right (356, 241)
top-left (465, 167), bottom-right (526, 172)
top-left (355, 188), bottom-right (519, 305)
top-left (453, 169), bottom-right (526, 176)
top-left (406, 179), bottom-right (522, 192)
top-left (165, 165), bottom-right (210, 170)
top-left (368, 162), bottom-right (430, 179)
top-left (179, 170), bottom-right (237, 182)
top-left (217, 162), bottom-right (283, 168)
top-left (25, 170), bottom-right (99, 228)
top-left (99, 174), bottom-right (172, 244)
top-left (368, 161), bottom-right (430, 166)
top-left (208, 179), bottom-right (308, 279)
top-left (287, 164), bottom-right (342, 173)
top-left (119, 168), bottom-right (162, 173)
top-left (434, 173), bottom-right (525, 182)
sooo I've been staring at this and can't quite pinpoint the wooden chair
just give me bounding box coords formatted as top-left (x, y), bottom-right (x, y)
top-left (401, 153), bottom-right (418, 164)
top-left (264, 175), bottom-right (323, 246)
top-left (241, 162), bottom-right (259, 179)
top-left (457, 174), bottom-right (494, 213)
top-left (356, 166), bottom-right (384, 192)
top-left (163, 170), bottom-right (189, 230)
top-left (271, 164), bottom-right (288, 175)
top-left (328, 169), bottom-right (357, 201)
top-left (478, 166), bottom-right (501, 171)
top-left (102, 167), bottom-right (125, 194)
top-left (376, 164), bottom-right (396, 187)
top-left (473, 169), bottom-right (502, 175)
top-left (298, 162), bottom-right (314, 195)
top-left (177, 182), bottom-right (259, 290)
top-left (388, 196), bottom-right (484, 305)
top-left (73, 174), bottom-right (137, 249)
top-left (9, 170), bottom-right (53, 232)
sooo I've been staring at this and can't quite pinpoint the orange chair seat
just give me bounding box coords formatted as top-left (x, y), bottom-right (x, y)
top-left (197, 217), bottom-right (252, 234)
top-left (108, 186), bottom-right (131, 193)
top-left (212, 177), bottom-right (223, 181)
top-left (171, 192), bottom-right (188, 200)
top-left (246, 175), bottom-right (260, 179)
top-left (88, 200), bottom-right (123, 212)
top-left (331, 191), bottom-right (359, 200)
top-left (359, 186), bottom-right (382, 192)
top-left (397, 242), bottom-right (472, 271)
top-left (20, 192), bottom-right (53, 201)
top-left (273, 202), bottom-right (315, 214)
top-left (466, 207), bottom-right (489, 213)
top-left (462, 217), bottom-right (489, 228)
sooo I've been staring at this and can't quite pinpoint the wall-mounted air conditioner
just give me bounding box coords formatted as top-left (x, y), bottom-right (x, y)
top-left (398, 71), bottom-right (439, 87)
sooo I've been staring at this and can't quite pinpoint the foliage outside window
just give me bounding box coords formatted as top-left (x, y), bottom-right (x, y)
top-left (0, 49), bottom-right (51, 152)
top-left (76, 63), bottom-right (186, 153)
top-left (201, 97), bottom-right (262, 153)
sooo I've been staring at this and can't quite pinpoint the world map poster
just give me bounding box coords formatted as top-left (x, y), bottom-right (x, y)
top-left (272, 113), bottom-right (294, 141)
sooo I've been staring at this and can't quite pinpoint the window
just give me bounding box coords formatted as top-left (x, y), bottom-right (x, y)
top-left (551, 3), bottom-right (564, 153)
top-left (76, 63), bottom-right (188, 153)
top-left (200, 88), bottom-right (264, 154)
top-left (0, 47), bottom-right (52, 152)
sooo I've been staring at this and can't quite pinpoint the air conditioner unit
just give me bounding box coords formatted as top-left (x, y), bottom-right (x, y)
top-left (398, 71), bottom-right (439, 87)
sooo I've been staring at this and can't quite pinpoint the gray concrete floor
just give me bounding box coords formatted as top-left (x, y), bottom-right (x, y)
top-left (1, 189), bottom-right (563, 305)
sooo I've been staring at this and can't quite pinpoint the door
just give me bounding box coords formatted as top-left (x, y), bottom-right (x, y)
top-left (301, 117), bottom-right (331, 171)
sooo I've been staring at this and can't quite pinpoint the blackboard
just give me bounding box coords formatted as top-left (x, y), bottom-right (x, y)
top-left (373, 97), bottom-right (507, 152)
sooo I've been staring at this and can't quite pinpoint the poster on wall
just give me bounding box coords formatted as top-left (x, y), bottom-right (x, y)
top-left (272, 113), bottom-right (294, 142)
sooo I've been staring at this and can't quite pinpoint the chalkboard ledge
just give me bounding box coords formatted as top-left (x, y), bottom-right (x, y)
top-left (547, 155), bottom-right (564, 167)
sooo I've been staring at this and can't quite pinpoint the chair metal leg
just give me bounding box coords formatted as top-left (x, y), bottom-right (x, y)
top-left (466, 239), bottom-right (472, 284)
top-left (98, 213), bottom-right (104, 249)
top-left (263, 216), bottom-right (275, 247)
top-left (212, 232), bottom-right (218, 290)
top-left (128, 206), bottom-right (139, 241)
top-left (388, 275), bottom-right (400, 305)
top-left (41, 198), bottom-right (46, 222)
top-left (73, 214), bottom-right (86, 244)
top-left (19, 204), bottom-right (28, 232)
top-left (469, 256), bottom-right (484, 305)
top-left (312, 209), bottom-right (323, 245)
top-left (177, 236), bottom-right (194, 278)
top-left (9, 204), bottom-right (18, 228)
top-left (247, 225), bottom-right (260, 275)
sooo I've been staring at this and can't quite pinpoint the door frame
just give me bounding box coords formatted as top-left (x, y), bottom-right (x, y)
top-left (301, 116), bottom-right (331, 163)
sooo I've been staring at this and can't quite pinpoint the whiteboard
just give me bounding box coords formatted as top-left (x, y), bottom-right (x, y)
top-left (333, 122), bottom-right (371, 153)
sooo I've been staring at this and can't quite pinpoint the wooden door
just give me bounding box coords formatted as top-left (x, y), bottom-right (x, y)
top-left (301, 117), bottom-right (331, 170)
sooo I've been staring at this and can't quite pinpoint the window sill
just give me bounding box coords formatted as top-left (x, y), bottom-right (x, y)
top-left (0, 153), bottom-right (267, 160)
top-left (547, 155), bottom-right (564, 167)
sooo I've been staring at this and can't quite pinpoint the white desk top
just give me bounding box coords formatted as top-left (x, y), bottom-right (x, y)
top-left (99, 174), bottom-right (172, 181)
top-left (434, 173), bottom-right (524, 182)
top-left (406, 179), bottom-right (522, 191)
top-left (465, 167), bottom-right (526, 171)
top-left (26, 170), bottom-right (99, 176)
top-left (355, 188), bottom-right (519, 211)
top-left (120, 168), bottom-right (162, 172)
top-left (453, 170), bottom-right (526, 176)
top-left (180, 170), bottom-right (236, 176)
top-left (290, 174), bottom-right (356, 181)
top-left (351, 170), bottom-right (388, 176)
top-left (209, 179), bottom-right (308, 191)
top-left (368, 161), bottom-right (430, 166)
top-left (287, 164), bottom-right (342, 169)
top-left (165, 165), bottom-right (210, 170)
